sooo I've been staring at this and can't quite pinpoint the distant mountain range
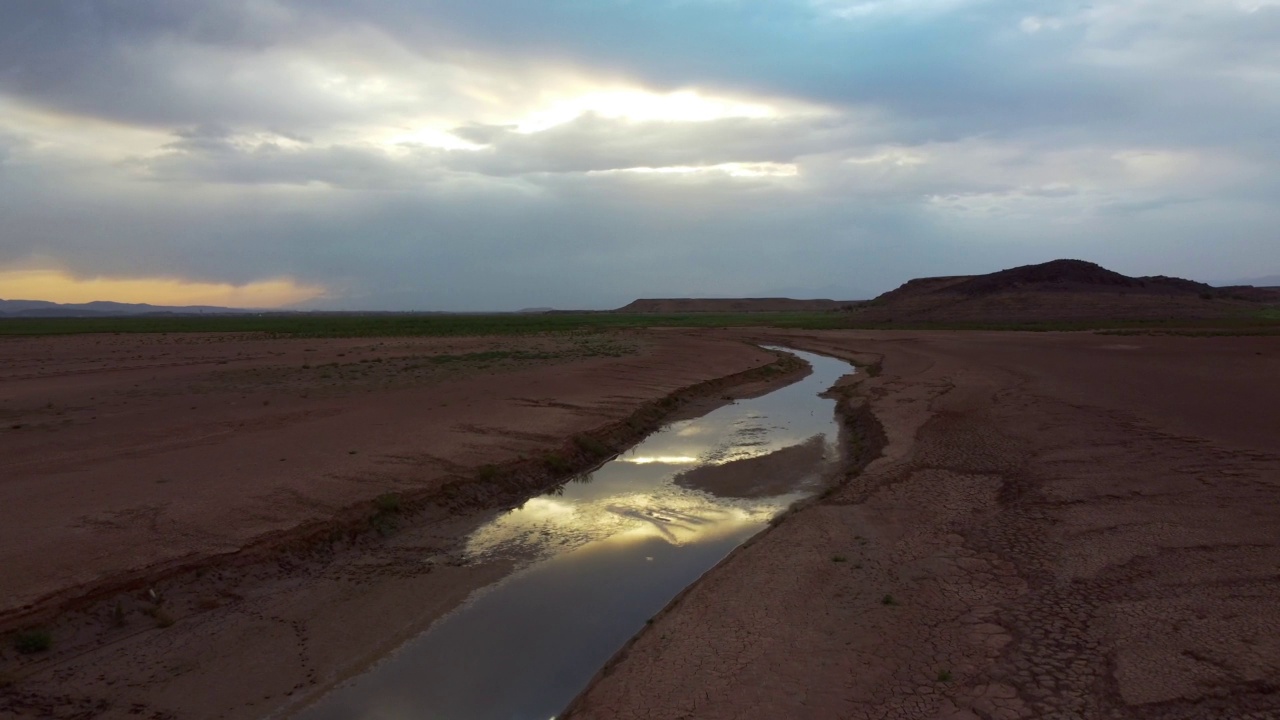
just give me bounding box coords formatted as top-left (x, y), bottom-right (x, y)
top-left (0, 299), bottom-right (249, 318)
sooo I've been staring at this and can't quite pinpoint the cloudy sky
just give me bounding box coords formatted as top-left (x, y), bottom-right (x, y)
top-left (2, 0), bottom-right (1278, 310)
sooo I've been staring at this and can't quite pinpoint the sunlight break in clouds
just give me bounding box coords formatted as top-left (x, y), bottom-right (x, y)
top-left (0, 269), bottom-right (326, 308)
top-left (514, 89), bottom-right (784, 133)
top-left (589, 162), bottom-right (799, 178)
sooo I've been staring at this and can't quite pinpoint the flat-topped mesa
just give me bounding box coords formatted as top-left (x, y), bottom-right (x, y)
top-left (857, 259), bottom-right (1269, 324)
top-left (898, 259), bottom-right (1213, 298)
top-left (615, 298), bottom-right (861, 313)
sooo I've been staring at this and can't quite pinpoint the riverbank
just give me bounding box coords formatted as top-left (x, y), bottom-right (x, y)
top-left (566, 330), bottom-right (1280, 719)
top-left (0, 330), bottom-right (805, 719)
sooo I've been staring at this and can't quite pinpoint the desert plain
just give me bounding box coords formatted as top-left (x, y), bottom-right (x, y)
top-left (0, 321), bottom-right (1277, 720)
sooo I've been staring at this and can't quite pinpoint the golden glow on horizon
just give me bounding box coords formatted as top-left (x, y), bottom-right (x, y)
top-left (0, 269), bottom-right (326, 308)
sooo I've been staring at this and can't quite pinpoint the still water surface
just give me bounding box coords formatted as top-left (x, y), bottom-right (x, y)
top-left (296, 348), bottom-right (853, 720)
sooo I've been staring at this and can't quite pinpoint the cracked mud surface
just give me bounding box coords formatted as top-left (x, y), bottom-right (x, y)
top-left (566, 330), bottom-right (1280, 720)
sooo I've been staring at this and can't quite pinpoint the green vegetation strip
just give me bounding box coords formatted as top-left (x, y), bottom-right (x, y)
top-left (1, 309), bottom-right (1276, 337)
top-left (0, 312), bottom-right (851, 337)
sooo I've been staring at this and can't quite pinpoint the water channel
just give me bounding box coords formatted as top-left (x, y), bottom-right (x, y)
top-left (295, 348), bottom-right (854, 720)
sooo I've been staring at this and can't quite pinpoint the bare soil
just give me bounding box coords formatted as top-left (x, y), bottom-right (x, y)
top-left (0, 329), bottom-right (794, 719)
top-left (6, 328), bottom-right (1279, 720)
top-left (566, 329), bottom-right (1280, 720)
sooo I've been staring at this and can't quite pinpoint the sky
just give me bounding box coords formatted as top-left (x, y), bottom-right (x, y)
top-left (1, 0), bottom-right (1278, 310)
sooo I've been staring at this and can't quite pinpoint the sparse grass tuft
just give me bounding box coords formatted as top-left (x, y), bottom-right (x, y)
top-left (573, 434), bottom-right (612, 458)
top-left (543, 452), bottom-right (571, 474)
top-left (370, 493), bottom-right (403, 536)
top-left (881, 594), bottom-right (898, 606)
top-left (477, 464), bottom-right (501, 482)
top-left (937, 669), bottom-right (953, 682)
top-left (12, 629), bottom-right (51, 654)
top-left (373, 493), bottom-right (402, 514)
top-left (831, 555), bottom-right (848, 563)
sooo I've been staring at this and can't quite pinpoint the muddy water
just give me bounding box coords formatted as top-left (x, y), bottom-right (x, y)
top-left (295, 349), bottom-right (854, 720)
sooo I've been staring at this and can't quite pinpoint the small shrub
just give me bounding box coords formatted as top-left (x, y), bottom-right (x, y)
top-left (370, 513), bottom-right (397, 536)
top-left (373, 493), bottom-right (402, 514)
top-left (573, 434), bottom-right (611, 458)
top-left (543, 453), bottom-right (571, 473)
top-left (937, 669), bottom-right (953, 682)
top-left (881, 594), bottom-right (898, 606)
top-left (112, 600), bottom-right (127, 627)
top-left (14, 629), bottom-right (52, 654)
top-left (153, 609), bottom-right (175, 628)
top-left (831, 555), bottom-right (848, 563)
top-left (477, 464), bottom-right (501, 482)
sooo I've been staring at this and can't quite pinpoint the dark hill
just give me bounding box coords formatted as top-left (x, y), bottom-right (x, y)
top-left (855, 260), bottom-right (1269, 324)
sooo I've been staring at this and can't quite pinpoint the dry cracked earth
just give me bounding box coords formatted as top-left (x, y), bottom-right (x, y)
top-left (566, 330), bottom-right (1280, 720)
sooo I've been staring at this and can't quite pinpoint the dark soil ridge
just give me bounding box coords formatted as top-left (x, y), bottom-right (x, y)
top-left (0, 349), bottom-right (810, 638)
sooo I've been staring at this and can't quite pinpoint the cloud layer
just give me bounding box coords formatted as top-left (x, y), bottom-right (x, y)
top-left (2, 0), bottom-right (1278, 308)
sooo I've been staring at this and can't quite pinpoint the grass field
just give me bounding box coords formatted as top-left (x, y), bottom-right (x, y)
top-left (0, 312), bottom-right (850, 337)
top-left (1, 311), bottom-right (1278, 337)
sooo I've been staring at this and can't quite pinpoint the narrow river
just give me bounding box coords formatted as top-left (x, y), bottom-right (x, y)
top-left (295, 348), bottom-right (854, 720)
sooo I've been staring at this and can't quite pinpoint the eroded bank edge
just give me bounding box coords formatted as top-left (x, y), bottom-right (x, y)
top-left (558, 347), bottom-right (889, 719)
top-left (0, 346), bottom-right (810, 668)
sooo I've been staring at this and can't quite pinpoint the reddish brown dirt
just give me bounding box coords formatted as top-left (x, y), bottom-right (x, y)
top-left (0, 329), bottom-right (797, 719)
top-left (566, 330), bottom-right (1280, 720)
top-left (0, 331), bottom-right (785, 624)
